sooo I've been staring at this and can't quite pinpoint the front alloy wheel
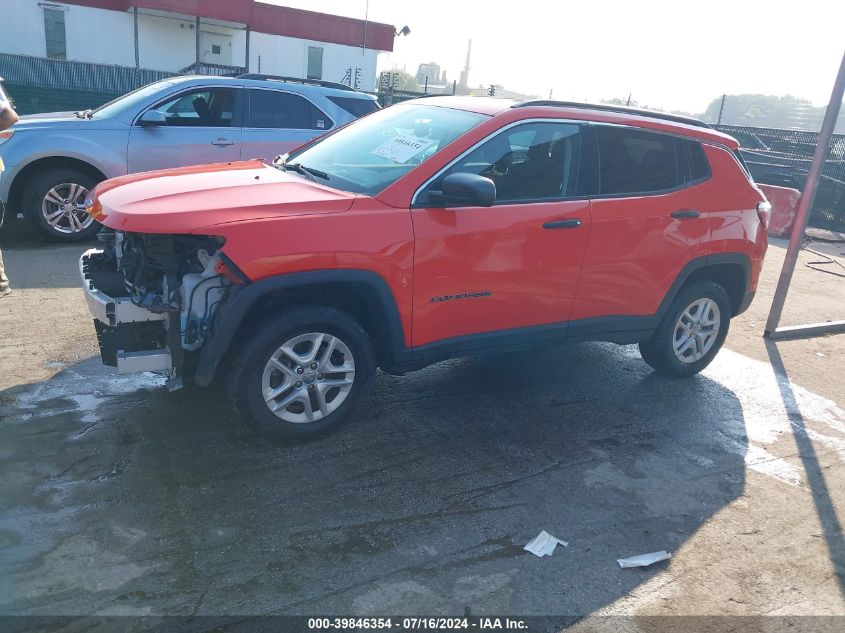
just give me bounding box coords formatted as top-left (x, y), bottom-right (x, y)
top-left (24, 168), bottom-right (101, 242)
top-left (262, 332), bottom-right (356, 423)
top-left (227, 306), bottom-right (376, 441)
top-left (41, 182), bottom-right (94, 235)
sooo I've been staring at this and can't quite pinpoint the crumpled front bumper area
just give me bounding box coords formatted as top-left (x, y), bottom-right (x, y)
top-left (79, 248), bottom-right (173, 374)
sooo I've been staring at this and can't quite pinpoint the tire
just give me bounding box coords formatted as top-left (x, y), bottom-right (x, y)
top-left (639, 280), bottom-right (731, 378)
top-left (23, 168), bottom-right (101, 242)
top-left (226, 305), bottom-right (376, 442)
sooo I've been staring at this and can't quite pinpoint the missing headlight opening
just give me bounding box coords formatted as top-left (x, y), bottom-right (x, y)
top-left (85, 231), bottom-right (234, 387)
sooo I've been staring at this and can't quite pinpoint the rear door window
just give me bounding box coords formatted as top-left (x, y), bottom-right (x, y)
top-left (327, 96), bottom-right (380, 118)
top-left (247, 89), bottom-right (332, 130)
top-left (678, 139), bottom-right (710, 184)
top-left (597, 126), bottom-right (679, 195)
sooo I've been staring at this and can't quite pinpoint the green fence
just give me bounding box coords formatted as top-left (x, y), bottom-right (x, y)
top-left (1, 52), bottom-right (177, 115)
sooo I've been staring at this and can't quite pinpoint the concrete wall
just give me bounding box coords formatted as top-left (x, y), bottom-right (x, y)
top-left (1, 0), bottom-right (380, 88)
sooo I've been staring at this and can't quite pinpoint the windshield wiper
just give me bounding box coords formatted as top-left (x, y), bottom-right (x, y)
top-left (281, 162), bottom-right (329, 182)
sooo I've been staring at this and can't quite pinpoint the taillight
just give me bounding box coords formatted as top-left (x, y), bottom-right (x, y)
top-left (756, 201), bottom-right (771, 228)
top-left (0, 129), bottom-right (13, 146)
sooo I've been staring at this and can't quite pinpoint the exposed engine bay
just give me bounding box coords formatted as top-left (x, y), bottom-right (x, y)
top-left (81, 230), bottom-right (238, 387)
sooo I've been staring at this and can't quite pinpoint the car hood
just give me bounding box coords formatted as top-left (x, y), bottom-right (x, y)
top-left (93, 159), bottom-right (357, 234)
top-left (14, 112), bottom-right (123, 130)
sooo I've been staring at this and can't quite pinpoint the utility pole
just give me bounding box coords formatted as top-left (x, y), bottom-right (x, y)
top-left (626, 93), bottom-right (632, 106)
top-left (717, 94), bottom-right (726, 125)
top-left (194, 16), bottom-right (201, 73)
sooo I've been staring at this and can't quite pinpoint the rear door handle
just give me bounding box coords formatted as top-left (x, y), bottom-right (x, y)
top-left (671, 209), bottom-right (701, 219)
top-left (543, 218), bottom-right (582, 230)
top-left (211, 138), bottom-right (236, 146)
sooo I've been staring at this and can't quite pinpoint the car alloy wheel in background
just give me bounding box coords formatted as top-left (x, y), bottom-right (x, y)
top-left (41, 182), bottom-right (94, 235)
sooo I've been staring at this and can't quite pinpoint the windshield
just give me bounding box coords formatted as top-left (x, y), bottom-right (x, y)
top-left (91, 79), bottom-right (178, 120)
top-left (284, 104), bottom-right (489, 195)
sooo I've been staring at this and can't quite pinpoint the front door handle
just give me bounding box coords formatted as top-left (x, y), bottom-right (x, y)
top-left (211, 138), bottom-right (236, 146)
top-left (671, 209), bottom-right (701, 219)
top-left (543, 218), bottom-right (582, 230)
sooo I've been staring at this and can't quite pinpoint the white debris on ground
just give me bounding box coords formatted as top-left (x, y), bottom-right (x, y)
top-left (524, 531), bottom-right (568, 557)
top-left (617, 551), bottom-right (672, 568)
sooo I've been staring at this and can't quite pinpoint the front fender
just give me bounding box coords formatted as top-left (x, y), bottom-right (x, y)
top-left (193, 269), bottom-right (407, 387)
top-left (1, 127), bottom-right (129, 203)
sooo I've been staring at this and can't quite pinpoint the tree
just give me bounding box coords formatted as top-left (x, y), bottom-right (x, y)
top-left (699, 94), bottom-right (845, 132)
top-left (386, 70), bottom-right (421, 93)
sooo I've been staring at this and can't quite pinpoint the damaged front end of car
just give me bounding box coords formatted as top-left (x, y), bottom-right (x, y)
top-left (79, 230), bottom-right (245, 389)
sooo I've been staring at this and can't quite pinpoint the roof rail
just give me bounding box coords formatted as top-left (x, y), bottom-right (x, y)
top-left (512, 100), bottom-right (711, 129)
top-left (236, 73), bottom-right (356, 92)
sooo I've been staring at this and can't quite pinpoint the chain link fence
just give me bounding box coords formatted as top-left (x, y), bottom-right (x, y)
top-left (1, 52), bottom-right (178, 115)
top-left (715, 124), bottom-right (845, 233)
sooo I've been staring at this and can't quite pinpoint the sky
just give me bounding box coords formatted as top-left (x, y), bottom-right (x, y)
top-left (269, 0), bottom-right (844, 115)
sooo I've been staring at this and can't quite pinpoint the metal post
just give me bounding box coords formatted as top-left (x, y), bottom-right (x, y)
top-left (195, 16), bottom-right (201, 74)
top-left (424, 76), bottom-right (428, 94)
top-left (133, 6), bottom-right (139, 87)
top-left (244, 25), bottom-right (250, 73)
top-left (717, 94), bottom-right (726, 125)
top-left (765, 49), bottom-right (845, 338)
top-left (452, 79), bottom-right (456, 95)
top-left (362, 0), bottom-right (369, 56)
top-left (626, 93), bottom-right (631, 106)
top-left (133, 7), bottom-right (139, 68)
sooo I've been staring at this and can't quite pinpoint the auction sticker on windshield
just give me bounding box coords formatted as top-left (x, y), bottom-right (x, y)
top-left (370, 132), bottom-right (436, 163)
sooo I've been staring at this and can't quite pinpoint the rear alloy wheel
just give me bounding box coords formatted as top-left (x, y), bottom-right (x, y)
top-left (671, 297), bottom-right (721, 364)
top-left (227, 306), bottom-right (375, 441)
top-left (639, 281), bottom-right (731, 377)
top-left (24, 169), bottom-right (101, 242)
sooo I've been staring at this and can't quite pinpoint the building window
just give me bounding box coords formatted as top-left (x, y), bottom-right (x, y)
top-left (307, 46), bottom-right (323, 80)
top-left (43, 7), bottom-right (67, 60)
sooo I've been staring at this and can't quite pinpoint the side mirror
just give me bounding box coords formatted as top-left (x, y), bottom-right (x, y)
top-left (440, 173), bottom-right (496, 207)
top-left (138, 110), bottom-right (167, 127)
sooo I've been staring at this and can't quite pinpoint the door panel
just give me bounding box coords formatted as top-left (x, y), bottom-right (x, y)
top-left (410, 120), bottom-right (591, 347)
top-left (570, 190), bottom-right (710, 320)
top-left (128, 126), bottom-right (242, 172)
top-left (570, 127), bottom-right (711, 321)
top-left (411, 200), bottom-right (591, 347)
top-left (128, 87), bottom-right (241, 172)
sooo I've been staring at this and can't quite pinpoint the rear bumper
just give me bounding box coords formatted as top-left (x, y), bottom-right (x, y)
top-left (79, 249), bottom-right (172, 374)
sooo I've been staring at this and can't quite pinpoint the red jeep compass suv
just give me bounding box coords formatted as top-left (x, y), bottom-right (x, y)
top-left (80, 97), bottom-right (769, 440)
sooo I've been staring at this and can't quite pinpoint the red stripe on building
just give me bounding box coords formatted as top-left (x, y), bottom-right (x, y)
top-left (62, 0), bottom-right (395, 51)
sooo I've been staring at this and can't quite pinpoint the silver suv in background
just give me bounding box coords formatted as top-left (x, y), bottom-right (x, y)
top-left (0, 74), bottom-right (379, 242)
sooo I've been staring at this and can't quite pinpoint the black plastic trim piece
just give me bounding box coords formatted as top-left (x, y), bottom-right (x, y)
top-left (237, 73), bottom-right (357, 92)
top-left (195, 254), bottom-right (752, 382)
top-left (193, 269), bottom-right (407, 386)
top-left (512, 100), bottom-right (712, 129)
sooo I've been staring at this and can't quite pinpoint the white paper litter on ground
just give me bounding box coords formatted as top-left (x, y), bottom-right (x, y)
top-left (616, 550), bottom-right (672, 568)
top-left (524, 531), bottom-right (569, 557)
